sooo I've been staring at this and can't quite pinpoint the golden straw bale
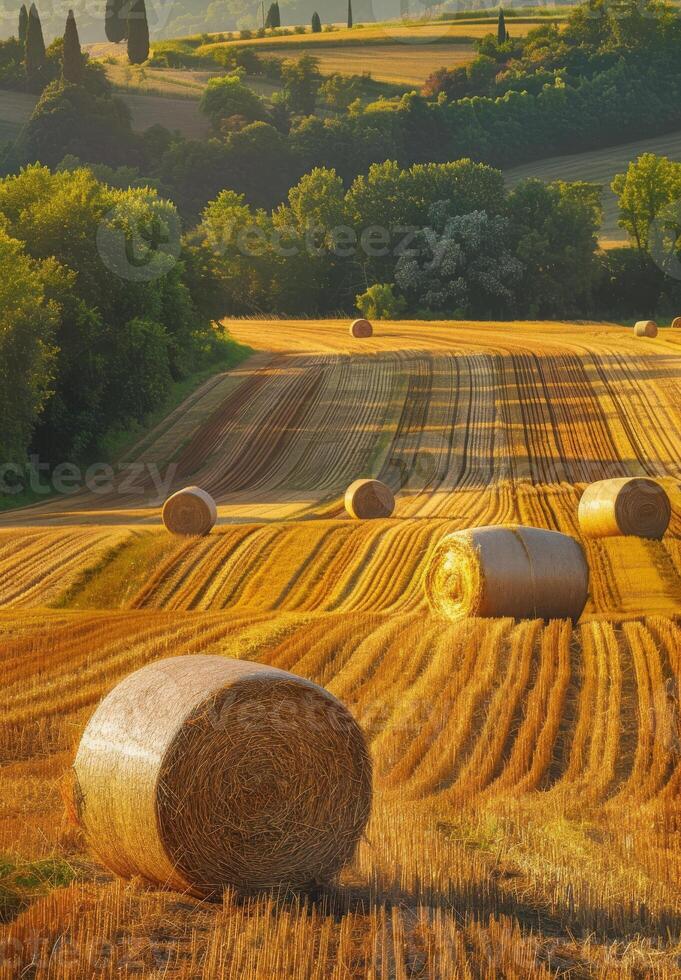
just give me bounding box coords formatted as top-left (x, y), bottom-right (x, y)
top-left (671, 317), bottom-right (681, 329)
top-left (162, 486), bottom-right (217, 536)
top-left (344, 478), bottom-right (394, 519)
top-left (72, 655), bottom-right (372, 897)
top-left (425, 525), bottom-right (589, 623)
top-left (578, 477), bottom-right (671, 540)
top-left (349, 318), bottom-right (373, 338)
top-left (634, 320), bottom-right (658, 337)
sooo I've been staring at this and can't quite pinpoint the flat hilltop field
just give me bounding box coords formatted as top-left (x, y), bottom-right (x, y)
top-left (1, 319), bottom-right (681, 975)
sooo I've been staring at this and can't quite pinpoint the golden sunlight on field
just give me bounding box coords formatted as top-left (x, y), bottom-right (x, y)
top-left (1, 319), bottom-right (680, 975)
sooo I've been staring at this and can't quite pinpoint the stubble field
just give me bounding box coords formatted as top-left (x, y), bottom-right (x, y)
top-left (1, 319), bottom-right (680, 976)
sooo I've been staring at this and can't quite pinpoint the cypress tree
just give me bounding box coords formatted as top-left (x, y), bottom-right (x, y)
top-left (497, 8), bottom-right (506, 44)
top-left (127, 0), bottom-right (149, 64)
top-left (265, 1), bottom-right (277, 27)
top-left (105, 0), bottom-right (128, 43)
top-left (347, 0), bottom-right (352, 28)
top-left (25, 4), bottom-right (46, 77)
top-left (273, 1), bottom-right (281, 26)
top-left (18, 4), bottom-right (28, 43)
top-left (311, 10), bottom-right (321, 32)
top-left (62, 9), bottom-right (82, 83)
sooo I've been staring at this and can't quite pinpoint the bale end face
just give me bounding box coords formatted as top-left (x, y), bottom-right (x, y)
top-left (671, 317), bottom-right (681, 329)
top-left (634, 320), bottom-right (658, 338)
top-left (578, 477), bottom-right (671, 540)
top-left (345, 479), bottom-right (394, 519)
top-left (72, 655), bottom-right (372, 897)
top-left (162, 486), bottom-right (217, 536)
top-left (350, 319), bottom-right (373, 338)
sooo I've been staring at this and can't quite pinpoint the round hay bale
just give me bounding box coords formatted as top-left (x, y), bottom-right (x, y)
top-left (671, 317), bottom-right (681, 329)
top-left (425, 525), bottom-right (589, 623)
top-left (72, 655), bottom-right (372, 897)
top-left (344, 478), bottom-right (394, 519)
top-left (162, 486), bottom-right (217, 536)
top-left (634, 320), bottom-right (658, 337)
top-left (349, 318), bottom-right (373, 338)
top-left (578, 477), bottom-right (671, 540)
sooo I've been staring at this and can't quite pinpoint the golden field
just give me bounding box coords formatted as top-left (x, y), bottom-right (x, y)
top-left (1, 319), bottom-right (681, 976)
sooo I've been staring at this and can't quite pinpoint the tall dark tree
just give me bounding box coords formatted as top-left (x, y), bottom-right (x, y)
top-left (105, 0), bottom-right (128, 43)
top-left (25, 4), bottom-right (46, 77)
top-left (265, 1), bottom-right (280, 27)
top-left (311, 10), bottom-right (321, 32)
top-left (62, 9), bottom-right (82, 83)
top-left (497, 8), bottom-right (507, 44)
top-left (127, 0), bottom-right (149, 64)
top-left (18, 4), bottom-right (28, 43)
top-left (347, 0), bottom-right (352, 28)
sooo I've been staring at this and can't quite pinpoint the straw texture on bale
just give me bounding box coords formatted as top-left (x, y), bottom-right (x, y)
top-left (162, 486), bottom-right (217, 536)
top-left (671, 317), bottom-right (681, 329)
top-left (578, 477), bottom-right (671, 540)
top-left (425, 525), bottom-right (589, 623)
top-left (634, 320), bottom-right (658, 337)
top-left (72, 655), bottom-right (372, 897)
top-left (349, 318), bottom-right (373, 338)
top-left (345, 478), bottom-right (394, 519)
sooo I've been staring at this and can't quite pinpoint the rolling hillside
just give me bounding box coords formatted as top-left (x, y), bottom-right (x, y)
top-left (0, 89), bottom-right (209, 140)
top-left (505, 127), bottom-right (681, 244)
top-left (1, 319), bottom-right (680, 974)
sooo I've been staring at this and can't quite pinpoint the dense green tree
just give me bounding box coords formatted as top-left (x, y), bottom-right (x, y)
top-left (319, 73), bottom-right (362, 112)
top-left (356, 283), bottom-right (405, 319)
top-left (612, 153), bottom-right (681, 251)
top-left (62, 9), bottom-right (82, 84)
top-left (105, 0), bottom-right (128, 43)
top-left (25, 4), bottom-right (46, 79)
top-left (18, 4), bottom-right (28, 43)
top-left (506, 178), bottom-right (601, 317)
top-left (199, 72), bottom-right (267, 130)
top-left (19, 78), bottom-right (136, 169)
top-left (280, 54), bottom-right (320, 114)
top-left (127, 0), bottom-right (149, 65)
top-left (311, 11), bottom-right (321, 33)
top-left (394, 206), bottom-right (523, 316)
top-left (0, 165), bottom-right (214, 462)
top-left (347, 0), bottom-right (352, 28)
top-left (0, 228), bottom-right (56, 473)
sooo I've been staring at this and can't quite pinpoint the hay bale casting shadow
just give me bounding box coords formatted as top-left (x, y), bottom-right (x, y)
top-left (425, 525), bottom-right (589, 623)
top-left (72, 655), bottom-right (372, 897)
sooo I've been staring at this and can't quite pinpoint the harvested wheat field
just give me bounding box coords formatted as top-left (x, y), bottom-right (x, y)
top-left (1, 319), bottom-right (681, 975)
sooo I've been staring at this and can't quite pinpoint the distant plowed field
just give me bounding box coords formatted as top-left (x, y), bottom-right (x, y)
top-left (1, 319), bottom-right (681, 975)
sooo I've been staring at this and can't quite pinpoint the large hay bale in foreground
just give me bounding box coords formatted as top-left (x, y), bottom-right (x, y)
top-left (72, 655), bottom-right (372, 897)
top-left (425, 525), bottom-right (589, 623)
top-left (162, 486), bottom-right (217, 536)
top-left (578, 477), bottom-right (671, 540)
top-left (349, 318), bottom-right (373, 338)
top-left (345, 478), bottom-right (394, 519)
top-left (671, 317), bottom-right (681, 329)
top-left (634, 320), bottom-right (658, 337)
